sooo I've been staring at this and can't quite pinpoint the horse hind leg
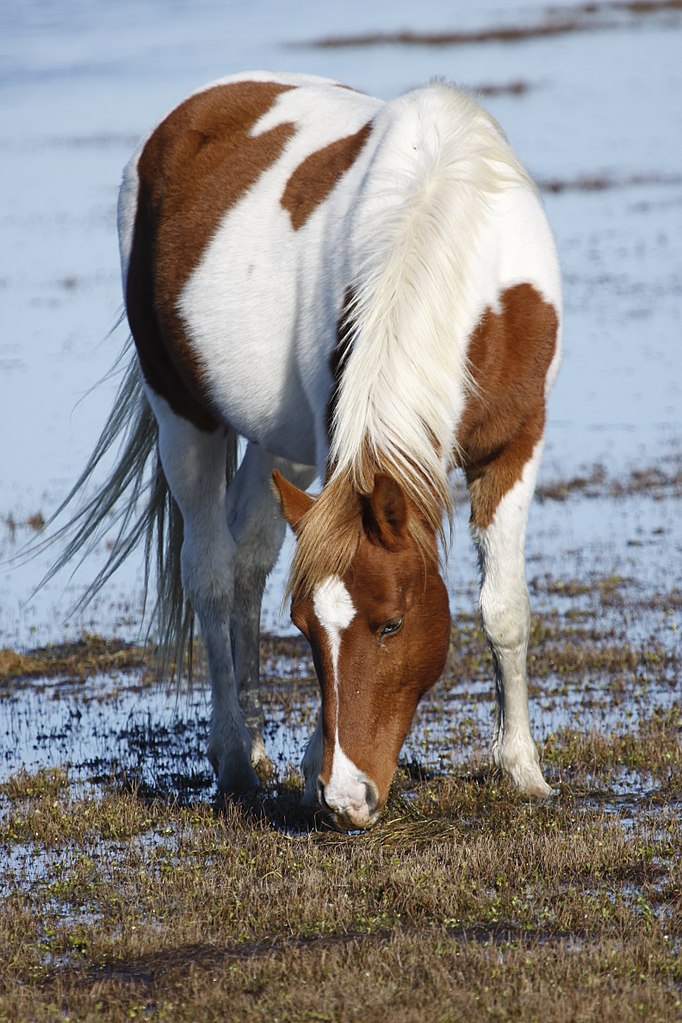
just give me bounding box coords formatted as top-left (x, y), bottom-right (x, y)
top-left (226, 444), bottom-right (315, 769)
top-left (467, 431), bottom-right (552, 798)
top-left (148, 391), bottom-right (258, 794)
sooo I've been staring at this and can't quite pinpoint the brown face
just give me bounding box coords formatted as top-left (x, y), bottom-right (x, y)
top-left (274, 471), bottom-right (451, 830)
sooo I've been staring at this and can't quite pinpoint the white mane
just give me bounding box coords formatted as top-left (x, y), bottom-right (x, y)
top-left (328, 83), bottom-right (533, 522)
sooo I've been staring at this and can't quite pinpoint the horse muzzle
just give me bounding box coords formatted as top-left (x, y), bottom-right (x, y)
top-left (317, 774), bottom-right (381, 831)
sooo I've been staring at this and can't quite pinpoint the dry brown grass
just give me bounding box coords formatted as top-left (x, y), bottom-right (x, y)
top-left (2, 484), bottom-right (681, 1020)
top-left (1, 704), bottom-right (680, 1022)
top-left (536, 460), bottom-right (682, 501)
top-left (300, 0), bottom-right (682, 50)
top-left (0, 636), bottom-right (145, 686)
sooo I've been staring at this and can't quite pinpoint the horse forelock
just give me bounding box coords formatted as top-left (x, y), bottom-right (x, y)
top-left (285, 476), bottom-right (362, 603)
top-left (285, 465), bottom-right (442, 605)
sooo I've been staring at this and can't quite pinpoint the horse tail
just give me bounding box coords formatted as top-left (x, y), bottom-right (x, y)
top-left (31, 336), bottom-right (238, 682)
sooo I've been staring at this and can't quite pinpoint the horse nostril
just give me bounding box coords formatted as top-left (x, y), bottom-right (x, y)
top-left (317, 778), bottom-right (328, 810)
top-left (364, 779), bottom-right (379, 816)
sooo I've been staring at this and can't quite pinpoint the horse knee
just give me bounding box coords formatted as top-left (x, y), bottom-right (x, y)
top-left (480, 587), bottom-right (530, 652)
top-left (180, 529), bottom-right (236, 623)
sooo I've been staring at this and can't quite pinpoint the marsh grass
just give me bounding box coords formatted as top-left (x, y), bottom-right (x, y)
top-left (302, 0), bottom-right (682, 50)
top-left (0, 636), bottom-right (146, 687)
top-left (1, 559), bottom-right (681, 1021)
top-left (536, 460), bottom-right (682, 502)
top-left (1, 712), bottom-right (680, 1020)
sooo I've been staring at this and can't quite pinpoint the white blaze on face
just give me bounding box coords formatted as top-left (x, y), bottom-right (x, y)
top-left (312, 576), bottom-right (377, 823)
top-left (312, 576), bottom-right (356, 674)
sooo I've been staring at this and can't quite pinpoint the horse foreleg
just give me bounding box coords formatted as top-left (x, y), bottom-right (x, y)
top-left (149, 393), bottom-right (258, 794)
top-left (301, 714), bottom-right (323, 806)
top-left (227, 446), bottom-right (316, 771)
top-left (467, 437), bottom-right (552, 798)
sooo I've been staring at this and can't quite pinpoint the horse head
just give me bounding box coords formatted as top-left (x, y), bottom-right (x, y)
top-left (273, 470), bottom-right (451, 829)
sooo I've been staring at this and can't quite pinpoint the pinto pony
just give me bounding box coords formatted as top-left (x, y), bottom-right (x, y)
top-left (56, 72), bottom-right (562, 829)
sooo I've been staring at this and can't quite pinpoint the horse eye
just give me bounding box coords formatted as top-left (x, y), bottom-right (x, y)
top-left (380, 616), bottom-right (403, 638)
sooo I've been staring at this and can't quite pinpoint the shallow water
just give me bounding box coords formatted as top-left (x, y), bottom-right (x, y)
top-left (1, 491), bottom-right (678, 793)
top-left (1, 1), bottom-right (680, 803)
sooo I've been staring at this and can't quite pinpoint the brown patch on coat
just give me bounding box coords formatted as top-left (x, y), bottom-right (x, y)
top-left (281, 121), bottom-right (372, 230)
top-left (455, 283), bottom-right (559, 529)
top-left (126, 81), bottom-right (296, 430)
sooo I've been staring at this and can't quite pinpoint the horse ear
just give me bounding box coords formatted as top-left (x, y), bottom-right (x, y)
top-left (272, 470), bottom-right (315, 534)
top-left (362, 474), bottom-right (408, 550)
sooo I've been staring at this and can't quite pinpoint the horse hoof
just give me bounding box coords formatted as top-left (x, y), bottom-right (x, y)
top-left (508, 766), bottom-right (553, 799)
top-left (301, 770), bottom-right (321, 808)
top-left (249, 734), bottom-right (269, 768)
top-left (494, 744), bottom-right (553, 799)
top-left (211, 751), bottom-right (261, 795)
top-left (218, 768), bottom-right (260, 796)
top-left (520, 776), bottom-right (554, 799)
